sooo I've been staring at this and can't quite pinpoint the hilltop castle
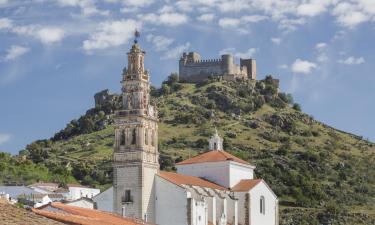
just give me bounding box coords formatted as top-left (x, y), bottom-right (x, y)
top-left (179, 52), bottom-right (256, 82)
top-left (112, 37), bottom-right (278, 225)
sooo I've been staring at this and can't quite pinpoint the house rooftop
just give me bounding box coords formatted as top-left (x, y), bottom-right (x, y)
top-left (176, 150), bottom-right (252, 166)
top-left (33, 202), bottom-right (148, 225)
top-left (158, 171), bottom-right (226, 190)
top-left (0, 198), bottom-right (63, 225)
top-left (231, 179), bottom-right (263, 192)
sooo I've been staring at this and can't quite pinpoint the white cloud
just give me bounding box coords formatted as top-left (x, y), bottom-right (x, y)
top-left (141, 12), bottom-right (188, 26)
top-left (218, 15), bottom-right (266, 29)
top-left (0, 133), bottom-right (11, 145)
top-left (291, 59), bottom-right (317, 74)
top-left (332, 2), bottom-right (369, 28)
top-left (242, 15), bottom-right (267, 23)
top-left (218, 18), bottom-right (240, 28)
top-left (108, 0), bottom-right (154, 7)
top-left (83, 19), bottom-right (140, 52)
top-left (271, 37), bottom-right (282, 45)
top-left (218, 0), bottom-right (250, 13)
top-left (0, 18), bottom-right (12, 30)
top-left (7, 24), bottom-right (65, 45)
top-left (0, 0), bottom-right (8, 5)
top-left (197, 13), bottom-right (215, 22)
top-left (3, 45), bottom-right (29, 61)
top-left (297, 3), bottom-right (327, 17)
top-left (162, 42), bottom-right (190, 60)
top-left (36, 27), bottom-right (65, 45)
top-left (315, 42), bottom-right (327, 50)
top-left (279, 64), bottom-right (288, 69)
top-left (123, 0), bottom-right (154, 7)
top-left (146, 34), bottom-right (174, 51)
top-left (315, 42), bottom-right (329, 62)
top-left (338, 56), bottom-right (365, 65)
top-left (57, 0), bottom-right (109, 16)
top-left (219, 47), bottom-right (257, 58)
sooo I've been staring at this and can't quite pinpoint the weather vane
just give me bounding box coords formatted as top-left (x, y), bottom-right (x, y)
top-left (134, 29), bottom-right (140, 43)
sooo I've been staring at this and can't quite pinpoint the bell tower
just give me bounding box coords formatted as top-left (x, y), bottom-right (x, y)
top-left (113, 31), bottom-right (159, 223)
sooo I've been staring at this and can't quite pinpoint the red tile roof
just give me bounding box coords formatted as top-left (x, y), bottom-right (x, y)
top-left (176, 150), bottom-right (251, 166)
top-left (231, 179), bottom-right (263, 192)
top-left (158, 171), bottom-right (226, 190)
top-left (0, 198), bottom-right (64, 225)
top-left (32, 202), bottom-right (147, 225)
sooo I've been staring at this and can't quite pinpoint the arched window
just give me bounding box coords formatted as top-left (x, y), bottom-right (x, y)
top-left (132, 129), bottom-right (137, 145)
top-left (260, 196), bottom-right (265, 214)
top-left (120, 130), bottom-right (126, 146)
top-left (145, 129), bottom-right (148, 145)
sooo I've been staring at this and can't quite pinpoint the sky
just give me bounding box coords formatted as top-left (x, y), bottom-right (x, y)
top-left (0, 0), bottom-right (374, 154)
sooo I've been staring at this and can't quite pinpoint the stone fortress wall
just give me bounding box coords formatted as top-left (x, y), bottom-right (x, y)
top-left (179, 52), bottom-right (256, 83)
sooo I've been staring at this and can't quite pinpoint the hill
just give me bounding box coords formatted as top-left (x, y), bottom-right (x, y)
top-left (2, 75), bottom-right (375, 225)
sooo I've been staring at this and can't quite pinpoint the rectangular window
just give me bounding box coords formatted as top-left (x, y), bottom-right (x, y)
top-left (260, 196), bottom-right (265, 214)
top-left (123, 190), bottom-right (132, 203)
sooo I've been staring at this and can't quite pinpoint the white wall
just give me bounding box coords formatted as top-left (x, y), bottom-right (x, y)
top-left (93, 187), bottom-right (113, 212)
top-left (249, 182), bottom-right (277, 225)
top-left (68, 187), bottom-right (100, 200)
top-left (177, 161), bottom-right (254, 189)
top-left (155, 176), bottom-right (189, 225)
top-left (229, 163), bottom-right (253, 188)
top-left (177, 161), bottom-right (230, 188)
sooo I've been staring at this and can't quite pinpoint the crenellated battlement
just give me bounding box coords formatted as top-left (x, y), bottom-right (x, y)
top-left (179, 51), bottom-right (256, 82)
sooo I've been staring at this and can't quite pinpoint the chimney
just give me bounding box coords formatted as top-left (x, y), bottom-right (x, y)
top-left (122, 206), bottom-right (126, 217)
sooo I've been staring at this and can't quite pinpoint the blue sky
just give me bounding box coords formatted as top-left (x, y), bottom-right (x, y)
top-left (0, 0), bottom-right (374, 154)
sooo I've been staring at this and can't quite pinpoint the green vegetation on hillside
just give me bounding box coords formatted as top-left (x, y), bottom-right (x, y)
top-left (1, 75), bottom-right (374, 224)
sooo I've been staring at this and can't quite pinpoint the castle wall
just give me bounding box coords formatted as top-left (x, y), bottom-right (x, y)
top-left (179, 52), bottom-right (254, 83)
top-left (179, 59), bottom-right (223, 82)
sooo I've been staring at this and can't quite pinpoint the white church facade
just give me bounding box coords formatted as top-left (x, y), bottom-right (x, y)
top-left (110, 35), bottom-right (278, 225)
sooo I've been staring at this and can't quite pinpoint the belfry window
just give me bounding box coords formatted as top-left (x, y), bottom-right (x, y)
top-left (120, 130), bottom-right (126, 146)
top-left (260, 196), bottom-right (265, 214)
top-left (132, 129), bottom-right (137, 145)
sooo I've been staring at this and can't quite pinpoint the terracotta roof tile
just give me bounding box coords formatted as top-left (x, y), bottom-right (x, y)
top-left (33, 202), bottom-right (147, 225)
top-left (231, 179), bottom-right (262, 192)
top-left (176, 150), bottom-right (251, 166)
top-left (0, 198), bottom-right (63, 225)
top-left (158, 171), bottom-right (226, 190)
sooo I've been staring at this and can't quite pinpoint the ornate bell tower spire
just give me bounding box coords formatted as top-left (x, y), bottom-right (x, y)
top-left (113, 31), bottom-right (159, 223)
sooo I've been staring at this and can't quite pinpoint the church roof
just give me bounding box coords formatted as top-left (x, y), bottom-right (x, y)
top-left (158, 171), bottom-right (226, 190)
top-left (231, 179), bottom-right (263, 192)
top-left (32, 202), bottom-right (147, 225)
top-left (176, 150), bottom-right (251, 166)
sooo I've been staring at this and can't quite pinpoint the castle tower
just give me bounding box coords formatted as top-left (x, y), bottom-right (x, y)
top-left (113, 32), bottom-right (159, 223)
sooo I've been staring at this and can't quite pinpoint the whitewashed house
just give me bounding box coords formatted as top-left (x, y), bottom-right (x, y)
top-left (112, 38), bottom-right (278, 225)
top-left (67, 184), bottom-right (100, 200)
top-left (93, 186), bottom-right (113, 212)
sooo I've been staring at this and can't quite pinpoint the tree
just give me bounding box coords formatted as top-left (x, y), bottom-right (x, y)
top-left (293, 103), bottom-right (302, 111)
